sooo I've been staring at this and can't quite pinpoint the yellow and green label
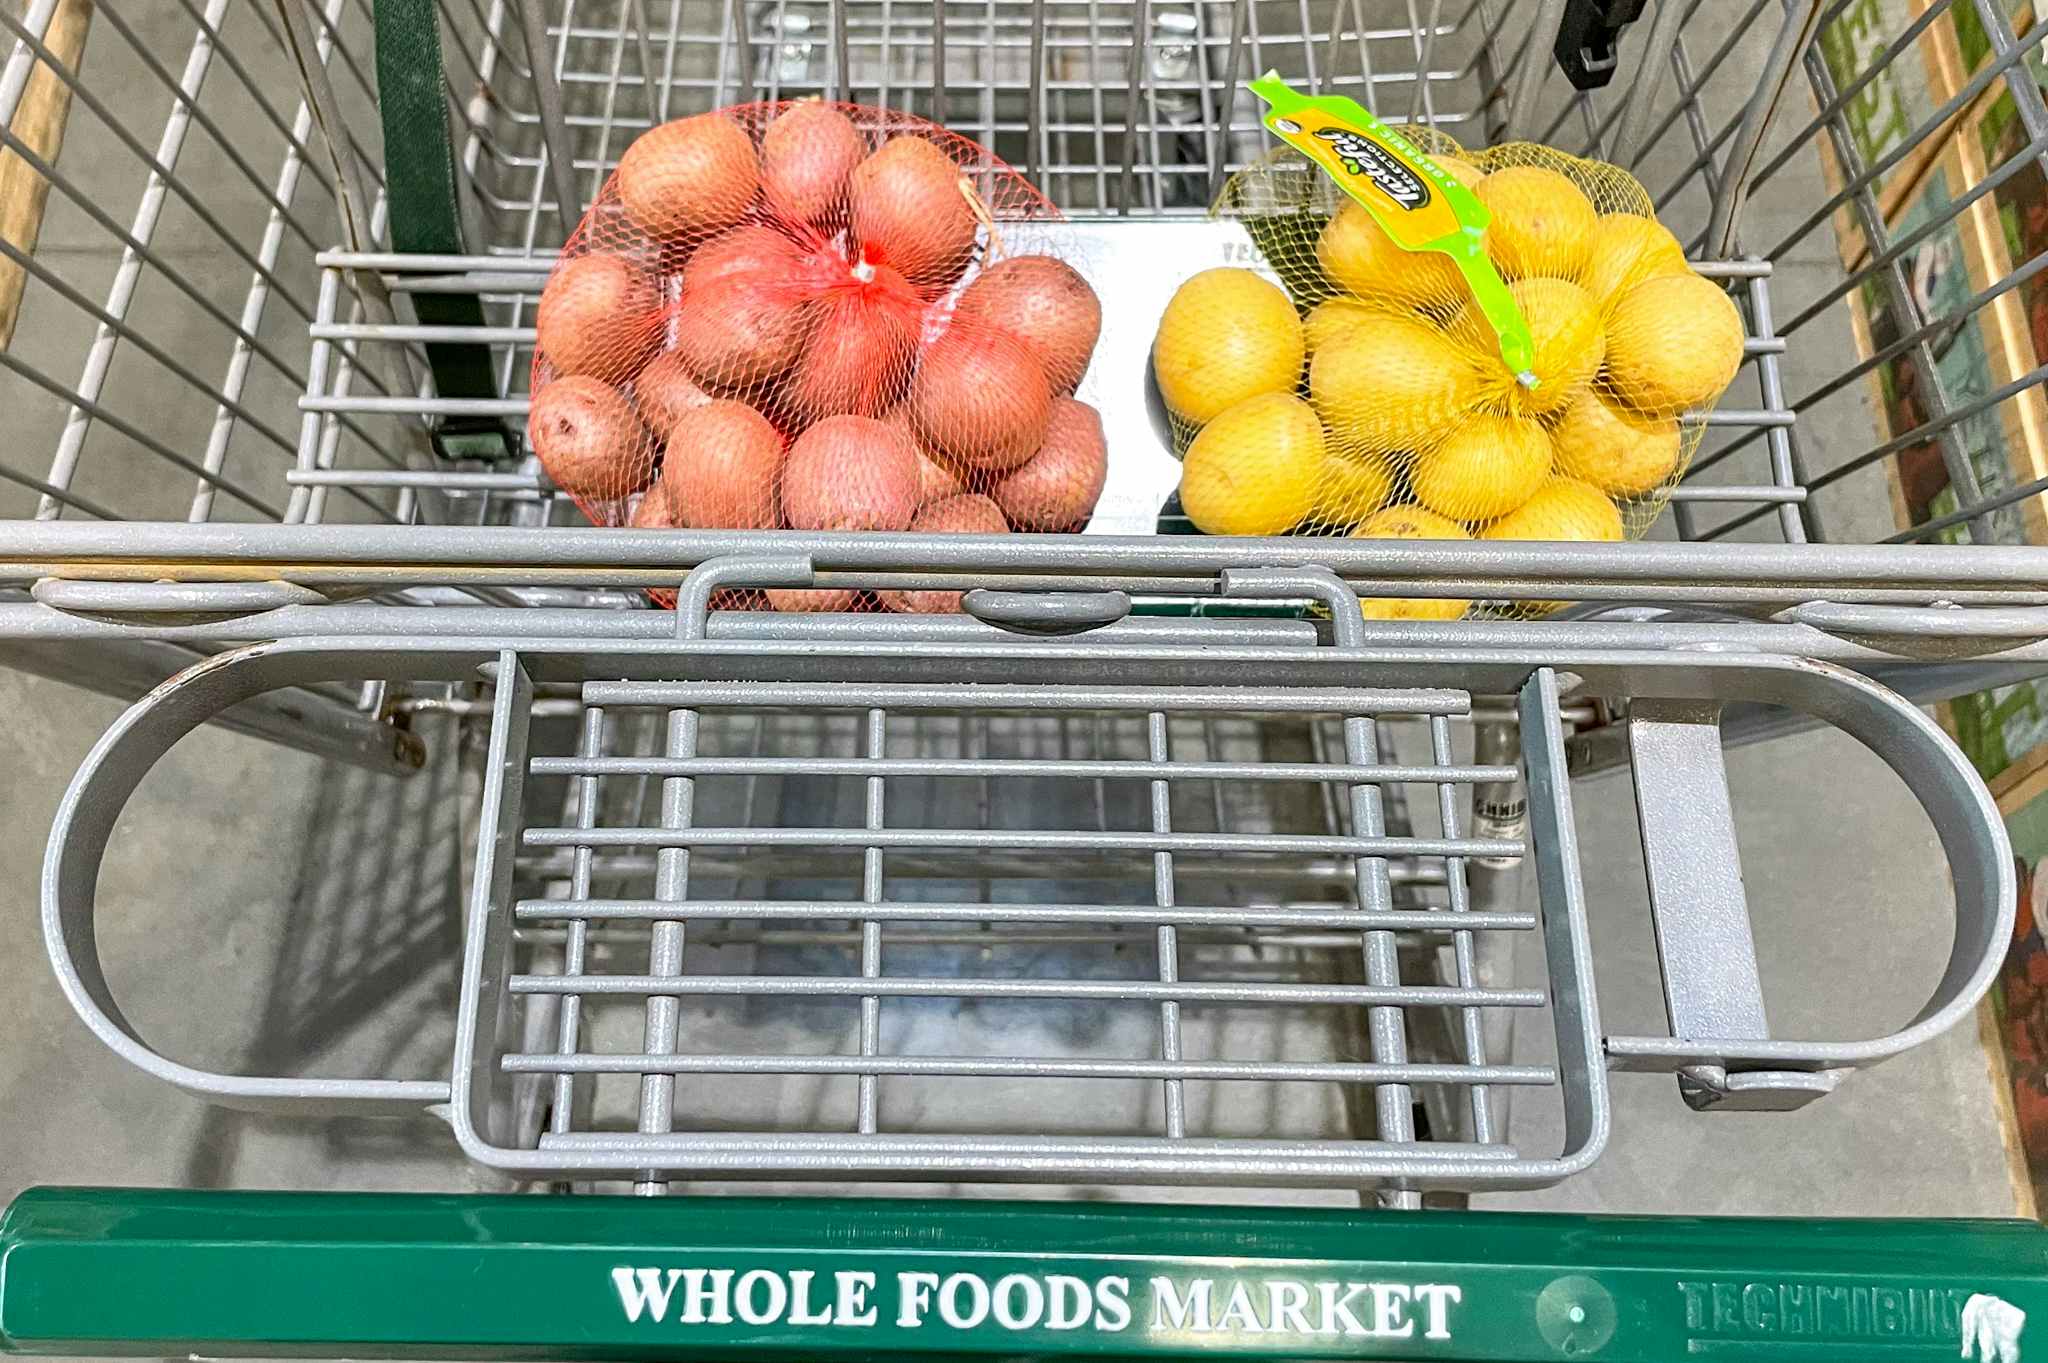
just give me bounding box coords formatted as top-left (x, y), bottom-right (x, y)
top-left (1248, 72), bottom-right (1536, 384)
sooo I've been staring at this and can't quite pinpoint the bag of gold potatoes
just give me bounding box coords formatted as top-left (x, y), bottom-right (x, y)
top-left (1152, 144), bottom-right (1744, 620)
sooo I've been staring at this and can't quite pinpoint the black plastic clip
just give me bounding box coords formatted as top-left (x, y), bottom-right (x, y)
top-left (431, 415), bottom-right (517, 464)
top-left (1553, 0), bottom-right (1647, 90)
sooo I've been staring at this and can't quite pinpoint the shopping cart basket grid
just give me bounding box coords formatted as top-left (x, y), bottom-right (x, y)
top-left (0, 0), bottom-right (2015, 552)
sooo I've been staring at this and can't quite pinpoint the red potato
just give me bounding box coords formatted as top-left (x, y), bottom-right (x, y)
top-left (913, 444), bottom-right (969, 505)
top-left (849, 135), bottom-right (979, 289)
top-left (657, 399), bottom-right (784, 529)
top-left (992, 397), bottom-right (1107, 530)
top-left (534, 253), bottom-right (661, 383)
top-left (909, 321), bottom-right (1051, 470)
top-left (781, 266), bottom-right (923, 422)
top-left (761, 103), bottom-right (866, 227)
top-left (781, 414), bottom-right (922, 531)
top-left (673, 276), bottom-right (807, 388)
top-left (767, 587), bottom-right (860, 612)
top-left (682, 223), bottom-right (807, 293)
top-left (630, 352), bottom-right (715, 432)
top-left (616, 114), bottom-right (759, 240)
top-left (880, 494), bottom-right (1010, 614)
top-left (578, 203), bottom-right (668, 280)
top-left (880, 405), bottom-right (969, 505)
top-left (529, 375), bottom-right (654, 502)
top-left (627, 490), bottom-right (676, 527)
top-left (953, 256), bottom-right (1102, 394)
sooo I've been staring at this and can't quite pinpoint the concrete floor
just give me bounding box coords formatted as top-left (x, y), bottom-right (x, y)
top-left (1482, 726), bottom-right (2020, 1218)
top-left (0, 2), bottom-right (2027, 1219)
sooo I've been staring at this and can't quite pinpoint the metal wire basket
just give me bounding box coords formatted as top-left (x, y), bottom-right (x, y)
top-left (1, 2), bottom-right (2046, 701)
top-left (0, 0), bottom-right (2035, 545)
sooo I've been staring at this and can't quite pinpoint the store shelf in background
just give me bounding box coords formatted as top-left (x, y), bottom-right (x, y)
top-left (0, 0), bottom-right (91, 350)
top-left (1819, 1), bottom-right (2048, 779)
top-left (1832, 0), bottom-right (2048, 1220)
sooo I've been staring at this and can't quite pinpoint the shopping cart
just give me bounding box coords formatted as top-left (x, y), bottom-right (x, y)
top-left (7, 2), bottom-right (2048, 1360)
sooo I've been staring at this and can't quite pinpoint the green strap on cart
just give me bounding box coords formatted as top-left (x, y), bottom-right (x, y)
top-left (3, 1187), bottom-right (2045, 1360)
top-left (372, 0), bottom-right (515, 463)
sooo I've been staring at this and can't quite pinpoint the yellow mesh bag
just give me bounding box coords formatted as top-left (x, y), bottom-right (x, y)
top-left (1163, 129), bottom-right (1745, 619)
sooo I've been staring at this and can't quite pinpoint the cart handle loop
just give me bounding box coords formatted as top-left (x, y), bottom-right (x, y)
top-left (41, 645), bottom-right (451, 1115)
top-left (1596, 656), bottom-right (2012, 1081)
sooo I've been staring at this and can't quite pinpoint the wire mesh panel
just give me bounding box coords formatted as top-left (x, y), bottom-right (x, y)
top-left (0, 0), bottom-right (381, 525)
top-left (3, 0), bottom-right (2034, 553)
top-left (458, 660), bottom-right (1593, 1189)
top-left (459, 2), bottom-right (1486, 225)
top-left (291, 244), bottom-right (1803, 532)
top-left (495, 699), bottom-right (1531, 1170)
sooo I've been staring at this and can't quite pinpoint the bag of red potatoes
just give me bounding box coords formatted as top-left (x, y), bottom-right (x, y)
top-left (526, 100), bottom-right (1108, 612)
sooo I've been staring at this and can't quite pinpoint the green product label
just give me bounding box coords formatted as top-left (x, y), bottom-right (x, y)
top-left (1314, 128), bottom-right (1435, 210)
top-left (1246, 71), bottom-right (1535, 385)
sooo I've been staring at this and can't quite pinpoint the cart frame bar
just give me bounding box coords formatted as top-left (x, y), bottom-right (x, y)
top-left (3, 1187), bottom-right (2045, 1361)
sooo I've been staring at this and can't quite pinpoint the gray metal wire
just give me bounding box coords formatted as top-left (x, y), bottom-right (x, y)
top-left (0, 0), bottom-right (2042, 551)
top-left (33, 617), bottom-right (2016, 1186)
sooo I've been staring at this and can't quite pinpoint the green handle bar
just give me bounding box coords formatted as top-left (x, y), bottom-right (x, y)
top-left (371, 0), bottom-right (515, 462)
top-left (3, 1188), bottom-right (2044, 1360)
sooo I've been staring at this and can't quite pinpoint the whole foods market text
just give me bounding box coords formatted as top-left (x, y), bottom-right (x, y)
top-left (610, 1266), bottom-right (1463, 1342)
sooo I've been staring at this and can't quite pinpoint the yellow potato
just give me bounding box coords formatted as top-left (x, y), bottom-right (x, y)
top-left (1303, 297), bottom-right (1390, 357)
top-left (1581, 212), bottom-right (1690, 307)
top-left (1310, 317), bottom-right (1481, 454)
top-left (1551, 386), bottom-right (1682, 497)
top-left (1178, 392), bottom-right (1325, 535)
top-left (1316, 200), bottom-right (1470, 312)
top-left (1153, 268), bottom-right (1305, 425)
top-left (1481, 476), bottom-right (1624, 542)
top-left (1433, 154), bottom-right (1487, 189)
top-left (1350, 505), bottom-right (1470, 621)
top-left (1411, 412), bottom-right (1554, 521)
top-left (1308, 449), bottom-right (1396, 529)
top-left (1603, 273), bottom-right (1745, 414)
top-left (1475, 166), bottom-right (1597, 282)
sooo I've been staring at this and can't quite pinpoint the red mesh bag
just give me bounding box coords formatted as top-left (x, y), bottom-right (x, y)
top-left (527, 101), bottom-right (1109, 612)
